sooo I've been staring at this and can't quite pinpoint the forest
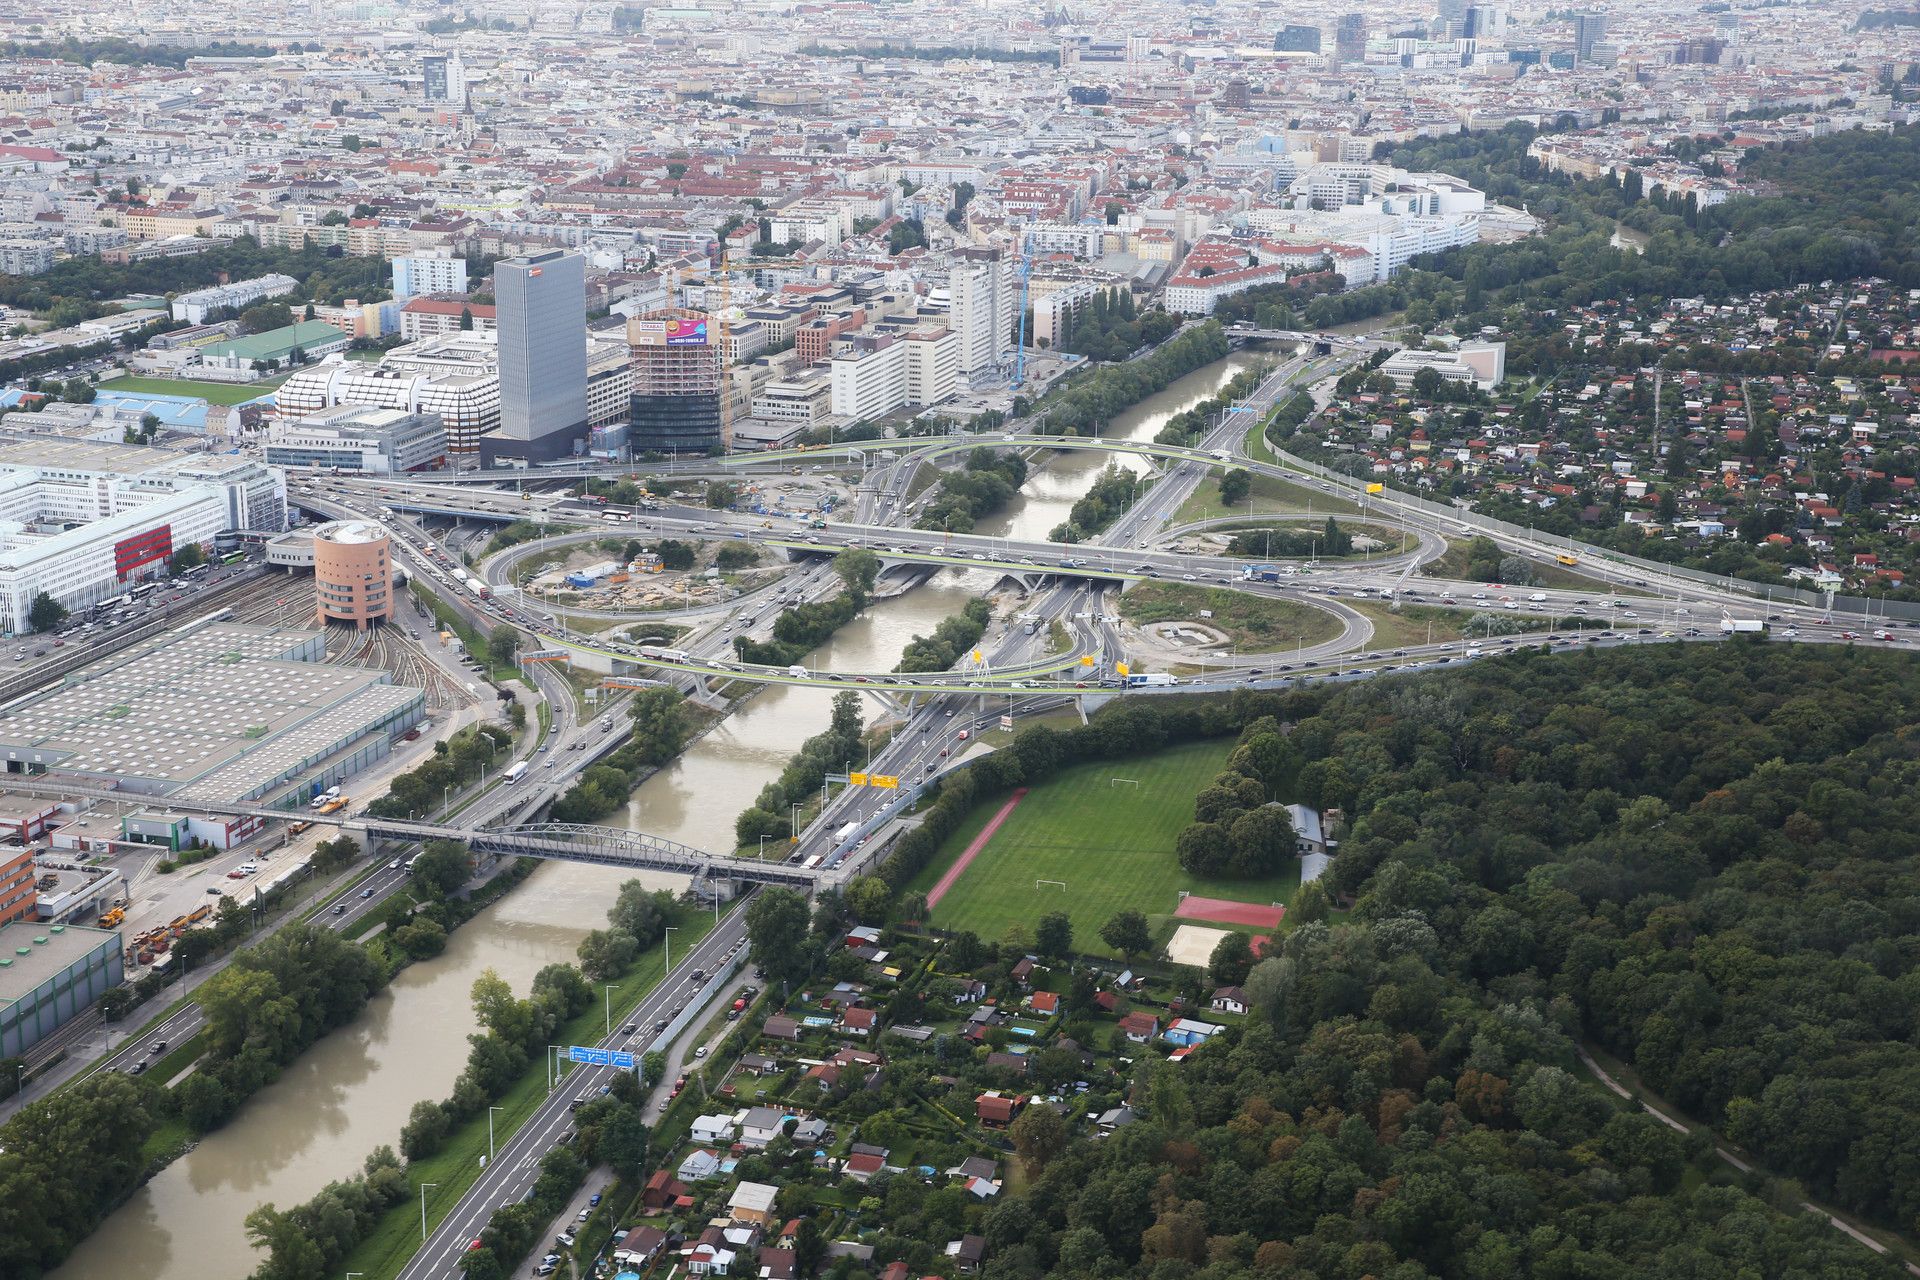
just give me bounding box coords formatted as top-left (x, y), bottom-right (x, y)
top-left (1234, 122), bottom-right (1920, 385)
top-left (830, 642), bottom-right (1919, 1278)
top-left (0, 238), bottom-right (423, 326)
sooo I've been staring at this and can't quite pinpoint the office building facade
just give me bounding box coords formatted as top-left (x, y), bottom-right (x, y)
top-left (313, 520), bottom-right (393, 629)
top-left (1333, 14), bottom-right (1367, 65)
top-left (486, 250), bottom-right (590, 465)
top-left (1274, 24), bottom-right (1321, 53)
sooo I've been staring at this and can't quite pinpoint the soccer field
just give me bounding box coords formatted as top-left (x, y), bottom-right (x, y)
top-left (906, 740), bottom-right (1303, 957)
top-left (99, 375), bottom-right (285, 405)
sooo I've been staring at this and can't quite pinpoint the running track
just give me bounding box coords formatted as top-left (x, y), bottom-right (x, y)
top-left (926, 788), bottom-right (1028, 908)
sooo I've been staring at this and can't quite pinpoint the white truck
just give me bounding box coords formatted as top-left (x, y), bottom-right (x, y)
top-left (833, 821), bottom-right (860, 844)
top-left (1720, 618), bottom-right (1765, 634)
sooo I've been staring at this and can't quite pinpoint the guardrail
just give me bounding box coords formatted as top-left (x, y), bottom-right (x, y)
top-left (642, 949), bottom-right (747, 1066)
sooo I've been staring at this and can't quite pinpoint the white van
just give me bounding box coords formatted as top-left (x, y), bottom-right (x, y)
top-left (237, 862), bottom-right (260, 875)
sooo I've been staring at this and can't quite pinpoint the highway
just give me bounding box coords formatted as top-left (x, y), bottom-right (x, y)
top-left (394, 914), bottom-right (749, 1280)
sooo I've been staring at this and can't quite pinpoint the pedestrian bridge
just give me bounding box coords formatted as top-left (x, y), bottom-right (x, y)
top-left (358, 818), bottom-right (823, 889)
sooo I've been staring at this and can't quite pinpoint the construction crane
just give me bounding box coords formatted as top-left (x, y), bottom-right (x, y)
top-left (714, 251), bottom-right (735, 447)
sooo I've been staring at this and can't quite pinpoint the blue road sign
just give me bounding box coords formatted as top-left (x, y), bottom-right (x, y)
top-left (587, 1048), bottom-right (613, 1066)
top-left (611, 1051), bottom-right (636, 1070)
top-left (568, 1045), bottom-right (593, 1063)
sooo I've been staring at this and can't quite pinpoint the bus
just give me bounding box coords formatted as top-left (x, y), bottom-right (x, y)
top-left (503, 761), bottom-right (529, 785)
top-left (802, 854), bottom-right (825, 871)
top-left (182, 562), bottom-right (211, 579)
top-left (222, 550), bottom-right (246, 565)
top-left (130, 582), bottom-right (161, 600)
top-left (1555, 554), bottom-right (1580, 567)
top-left (98, 594), bottom-right (127, 612)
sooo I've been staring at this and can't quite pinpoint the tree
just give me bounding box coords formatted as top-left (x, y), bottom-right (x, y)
top-left (1100, 909), bottom-right (1152, 961)
top-left (628, 688), bottom-right (691, 765)
top-left (1035, 911), bottom-right (1073, 960)
top-left (846, 875), bottom-right (892, 924)
top-left (1208, 931), bottom-right (1254, 986)
top-left (400, 1098), bottom-right (451, 1159)
top-left (27, 592), bottom-right (66, 633)
top-left (96, 987), bottom-right (133, 1021)
top-left (1009, 1103), bottom-right (1069, 1171)
top-left (832, 547), bottom-right (880, 599)
top-left (1218, 468), bottom-right (1252, 506)
top-left (1291, 879), bottom-right (1330, 924)
top-left (600, 1101), bottom-right (650, 1180)
top-left (747, 887), bottom-right (812, 986)
top-left (486, 624), bottom-right (520, 667)
top-left (409, 841), bottom-right (470, 897)
top-left (793, 1214), bottom-right (828, 1278)
top-left (706, 480), bottom-right (739, 509)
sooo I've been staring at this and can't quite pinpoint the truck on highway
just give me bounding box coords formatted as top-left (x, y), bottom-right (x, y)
top-left (1022, 619), bottom-right (1038, 635)
top-left (787, 664), bottom-right (808, 678)
top-left (1720, 618), bottom-right (1765, 634)
top-left (503, 761), bottom-right (530, 785)
top-left (1241, 564), bottom-right (1281, 583)
top-left (833, 822), bottom-right (860, 844)
top-left (1125, 673), bottom-right (1179, 688)
top-left (639, 646), bottom-right (692, 663)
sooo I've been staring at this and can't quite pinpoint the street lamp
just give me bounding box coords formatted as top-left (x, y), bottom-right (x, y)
top-left (790, 802), bottom-right (801, 839)
top-left (664, 925), bottom-right (679, 974)
top-left (419, 1183), bottom-right (438, 1242)
top-left (604, 985), bottom-right (615, 1037)
top-left (488, 1105), bottom-right (502, 1162)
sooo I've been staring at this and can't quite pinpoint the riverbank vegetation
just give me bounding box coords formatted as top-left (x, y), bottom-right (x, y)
top-left (734, 691), bottom-right (866, 846)
top-left (915, 449), bottom-right (1029, 534)
top-left (365, 723), bottom-right (515, 820)
top-left (733, 548), bottom-right (879, 667)
top-left (548, 688), bottom-right (695, 823)
top-left (1035, 321), bottom-right (1232, 436)
top-left (895, 598), bottom-right (994, 673)
top-left (1049, 463), bottom-right (1141, 542)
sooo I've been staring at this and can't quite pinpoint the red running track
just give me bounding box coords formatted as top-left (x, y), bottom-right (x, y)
top-left (1175, 895), bottom-right (1285, 928)
top-left (926, 788), bottom-right (1028, 908)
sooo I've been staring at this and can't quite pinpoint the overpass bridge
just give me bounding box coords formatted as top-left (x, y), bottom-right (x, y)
top-left (4, 779), bottom-right (825, 889)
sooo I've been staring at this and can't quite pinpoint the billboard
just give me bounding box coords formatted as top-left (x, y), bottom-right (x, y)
top-left (664, 317), bottom-right (709, 347)
top-left (114, 525), bottom-right (173, 580)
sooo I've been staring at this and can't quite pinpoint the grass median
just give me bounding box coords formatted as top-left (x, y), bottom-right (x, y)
top-left (336, 909), bottom-right (721, 1280)
top-left (1118, 581), bottom-right (1343, 652)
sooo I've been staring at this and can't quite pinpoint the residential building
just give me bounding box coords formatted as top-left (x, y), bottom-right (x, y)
top-left (393, 254), bottom-right (470, 301)
top-left (400, 296), bottom-right (496, 342)
top-left (947, 247), bottom-right (1015, 381)
top-left (1333, 13), bottom-right (1367, 64)
top-left (727, 1181), bottom-right (781, 1225)
top-left (170, 274), bottom-right (300, 325)
top-left (0, 242), bottom-right (55, 276)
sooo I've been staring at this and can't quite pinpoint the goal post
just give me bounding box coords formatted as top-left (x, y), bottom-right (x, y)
top-left (1036, 879), bottom-right (1067, 892)
top-left (1110, 777), bottom-right (1140, 788)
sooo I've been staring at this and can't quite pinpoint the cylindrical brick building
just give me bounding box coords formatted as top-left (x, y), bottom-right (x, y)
top-left (313, 519), bottom-right (392, 629)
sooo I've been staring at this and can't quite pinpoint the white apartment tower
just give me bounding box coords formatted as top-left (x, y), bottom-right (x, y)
top-left (947, 248), bottom-right (1015, 381)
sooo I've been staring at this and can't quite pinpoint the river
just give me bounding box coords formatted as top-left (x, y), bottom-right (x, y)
top-left (54, 346), bottom-right (1261, 1280)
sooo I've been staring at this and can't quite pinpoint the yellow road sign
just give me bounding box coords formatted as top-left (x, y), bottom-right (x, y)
top-left (871, 775), bottom-right (899, 789)
top-left (1079, 655), bottom-right (1095, 666)
top-left (970, 649), bottom-right (982, 663)
top-left (849, 772), bottom-right (868, 786)
top-left (1366, 482), bottom-right (1384, 494)
top-left (1116, 661), bottom-right (1130, 676)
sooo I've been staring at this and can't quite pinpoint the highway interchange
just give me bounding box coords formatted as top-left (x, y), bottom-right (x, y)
top-left (236, 342), bottom-right (1920, 1276)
